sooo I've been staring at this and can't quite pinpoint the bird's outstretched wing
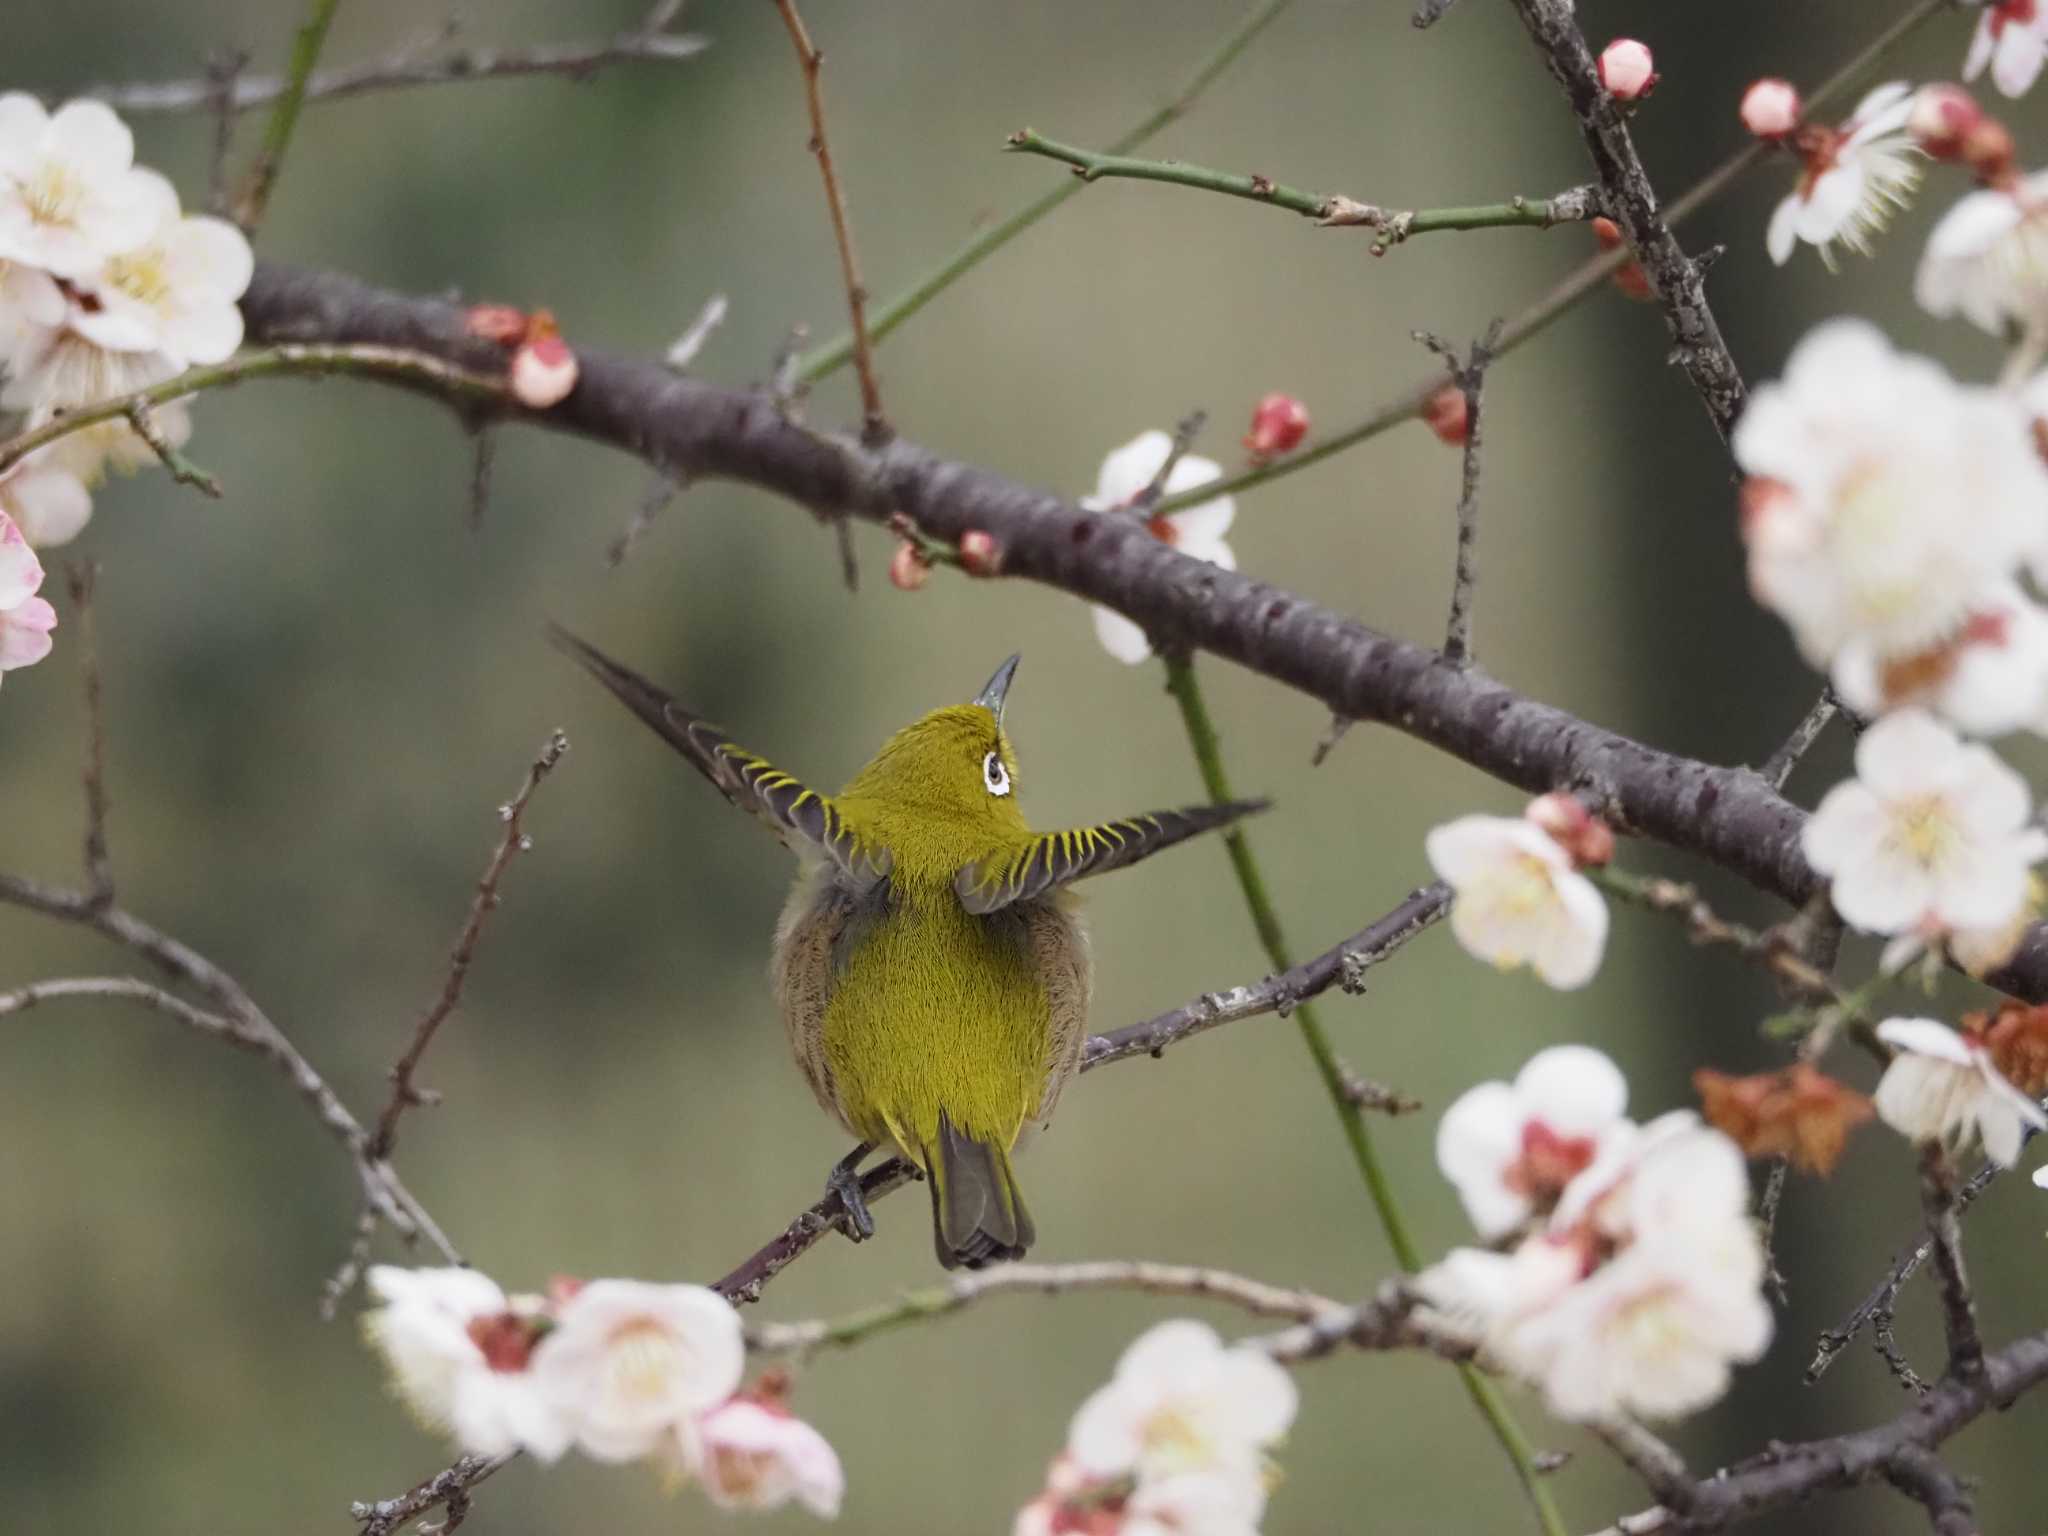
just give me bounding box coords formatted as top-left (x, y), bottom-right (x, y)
top-left (548, 624), bottom-right (890, 891)
top-left (954, 800), bottom-right (1267, 914)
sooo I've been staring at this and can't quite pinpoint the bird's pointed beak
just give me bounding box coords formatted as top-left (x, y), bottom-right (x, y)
top-left (973, 654), bottom-right (1021, 723)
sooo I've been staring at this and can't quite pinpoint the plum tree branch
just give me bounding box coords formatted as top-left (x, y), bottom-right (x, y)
top-left (228, 257), bottom-right (2048, 1011)
top-left (80, 3), bottom-right (704, 115)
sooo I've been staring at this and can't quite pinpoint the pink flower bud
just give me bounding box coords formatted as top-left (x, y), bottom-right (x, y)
top-left (1739, 78), bottom-right (1802, 141)
top-left (511, 334), bottom-right (578, 409)
top-left (958, 528), bottom-right (1002, 576)
top-left (888, 540), bottom-right (930, 590)
top-left (1526, 792), bottom-right (1615, 869)
top-left (1590, 217), bottom-right (1654, 302)
top-left (1421, 386), bottom-right (1469, 446)
top-left (1243, 391), bottom-right (1311, 463)
top-left (1906, 84), bottom-right (1984, 161)
top-left (464, 303), bottom-right (530, 346)
top-left (1598, 39), bottom-right (1658, 103)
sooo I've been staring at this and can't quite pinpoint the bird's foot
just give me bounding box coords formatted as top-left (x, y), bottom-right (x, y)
top-left (825, 1144), bottom-right (876, 1243)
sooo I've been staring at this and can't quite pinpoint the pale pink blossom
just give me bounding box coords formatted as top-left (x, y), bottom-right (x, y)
top-left (0, 508), bottom-right (56, 684)
top-left (1081, 430), bottom-right (1235, 664)
top-left (688, 1393), bottom-right (844, 1517)
top-left (1906, 84), bottom-right (1984, 160)
top-left (1766, 83), bottom-right (1922, 267)
top-left (0, 258), bottom-right (65, 370)
top-left (1734, 320), bottom-right (2048, 672)
top-left (0, 96), bottom-right (158, 278)
top-left (1740, 78), bottom-right (1802, 140)
top-left (358, 1266), bottom-right (572, 1462)
top-left (1425, 815), bottom-right (1609, 989)
top-left (1802, 710), bottom-right (2043, 940)
top-left (1435, 1044), bottom-right (1631, 1239)
top-left (1067, 1319), bottom-right (1295, 1485)
top-left (1965, 1), bottom-right (2048, 97)
top-left (0, 457), bottom-right (93, 548)
top-left (1915, 170), bottom-right (2048, 336)
top-left (511, 333), bottom-right (578, 408)
top-left (529, 1279), bottom-right (745, 1463)
top-left (1598, 40), bottom-right (1658, 102)
top-left (1874, 1017), bottom-right (2046, 1166)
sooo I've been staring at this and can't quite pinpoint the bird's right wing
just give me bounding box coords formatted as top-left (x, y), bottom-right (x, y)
top-left (954, 800), bottom-right (1266, 914)
top-left (548, 625), bottom-right (890, 891)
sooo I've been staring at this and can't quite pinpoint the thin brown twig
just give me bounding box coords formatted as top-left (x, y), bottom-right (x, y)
top-left (82, 4), bottom-right (704, 116)
top-left (1416, 322), bottom-right (1503, 667)
top-left (1759, 688), bottom-right (1840, 791)
top-left (368, 730), bottom-right (569, 1162)
top-left (712, 882), bottom-right (1450, 1302)
top-left (771, 0), bottom-right (887, 449)
top-left (1918, 1146), bottom-right (1986, 1386)
top-left (65, 565), bottom-right (114, 908)
top-left (124, 401), bottom-right (222, 497)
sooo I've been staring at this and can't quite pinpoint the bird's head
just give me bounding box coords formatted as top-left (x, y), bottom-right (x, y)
top-left (839, 655), bottom-right (1030, 844)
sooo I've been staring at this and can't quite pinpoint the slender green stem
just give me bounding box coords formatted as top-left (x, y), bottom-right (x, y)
top-left (1143, 0), bottom-right (1954, 521)
top-left (1007, 129), bottom-right (1598, 239)
top-left (234, 0), bottom-right (344, 229)
top-left (1159, 650), bottom-right (1568, 1536)
top-left (795, 0), bottom-right (1292, 382)
top-left (0, 344), bottom-right (507, 478)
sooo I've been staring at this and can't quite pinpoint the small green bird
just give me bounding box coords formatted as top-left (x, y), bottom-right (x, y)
top-left (550, 627), bottom-right (1265, 1268)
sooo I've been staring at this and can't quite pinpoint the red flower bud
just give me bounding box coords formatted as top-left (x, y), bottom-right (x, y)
top-left (1525, 792), bottom-right (1615, 869)
top-left (1739, 78), bottom-right (1802, 141)
top-left (958, 529), bottom-right (1002, 576)
top-left (1961, 116), bottom-right (2019, 188)
top-left (464, 303), bottom-right (530, 346)
top-left (511, 332), bottom-right (579, 409)
top-left (1598, 39), bottom-right (1658, 103)
top-left (1421, 386), bottom-right (1469, 445)
top-left (1590, 217), bottom-right (1654, 302)
top-left (888, 540), bottom-right (931, 591)
top-left (1243, 392), bottom-right (1311, 464)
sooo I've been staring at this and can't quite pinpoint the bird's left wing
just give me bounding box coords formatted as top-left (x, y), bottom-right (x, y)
top-left (548, 625), bottom-right (890, 891)
top-left (954, 800), bottom-right (1267, 914)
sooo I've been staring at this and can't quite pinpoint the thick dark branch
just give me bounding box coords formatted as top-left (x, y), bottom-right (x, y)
top-left (236, 260), bottom-right (2048, 1005)
top-left (1882, 1446), bottom-right (1980, 1536)
top-left (1506, 0), bottom-right (1745, 440)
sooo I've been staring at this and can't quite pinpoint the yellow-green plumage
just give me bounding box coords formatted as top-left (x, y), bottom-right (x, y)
top-left (549, 628), bottom-right (1263, 1268)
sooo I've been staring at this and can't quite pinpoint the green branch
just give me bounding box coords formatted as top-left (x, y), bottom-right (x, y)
top-left (796, 0), bottom-right (1292, 383)
top-left (1159, 651), bottom-right (1568, 1536)
top-left (1006, 129), bottom-right (1599, 240)
top-left (0, 344), bottom-right (508, 480)
top-left (234, 0), bottom-right (345, 229)
top-left (1142, 0), bottom-right (1954, 522)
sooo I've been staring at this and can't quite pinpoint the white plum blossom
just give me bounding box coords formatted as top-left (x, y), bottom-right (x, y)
top-left (688, 1393), bottom-right (845, 1517)
top-left (0, 95), bottom-right (158, 279)
top-left (358, 1266), bottom-right (572, 1462)
top-left (1120, 1469), bottom-right (1268, 1536)
top-left (0, 509), bottom-right (56, 686)
top-left (1830, 582), bottom-right (2048, 738)
top-left (1067, 1319), bottom-right (1295, 1487)
top-left (1421, 1123), bottom-right (1771, 1424)
top-left (1966, 1), bottom-right (2048, 97)
top-left (1915, 169), bottom-right (2048, 336)
top-left (1734, 320), bottom-right (2048, 674)
top-left (529, 1279), bottom-right (745, 1463)
top-left (1425, 814), bottom-right (1609, 989)
top-left (1435, 1044), bottom-right (1630, 1238)
top-left (1081, 430), bottom-right (1236, 664)
top-left (1766, 83), bottom-right (1922, 267)
top-left (1873, 1017), bottom-right (2047, 1166)
top-left (61, 170), bottom-right (252, 368)
top-left (1802, 710), bottom-right (2044, 944)
top-left (0, 457), bottom-right (93, 548)
top-left (2035, 1163), bottom-right (2048, 1191)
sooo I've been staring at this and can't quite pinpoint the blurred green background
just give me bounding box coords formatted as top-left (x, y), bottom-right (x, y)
top-left (4, 2), bottom-right (2044, 1532)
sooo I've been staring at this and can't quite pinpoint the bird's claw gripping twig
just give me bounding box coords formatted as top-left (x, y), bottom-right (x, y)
top-left (826, 1143), bottom-right (877, 1242)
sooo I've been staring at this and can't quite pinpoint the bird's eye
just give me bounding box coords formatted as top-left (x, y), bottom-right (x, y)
top-left (983, 750), bottom-right (1011, 797)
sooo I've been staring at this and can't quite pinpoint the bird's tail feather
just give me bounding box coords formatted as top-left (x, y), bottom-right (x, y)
top-left (926, 1114), bottom-right (1033, 1270)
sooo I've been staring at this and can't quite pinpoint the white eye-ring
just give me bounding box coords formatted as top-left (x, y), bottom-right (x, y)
top-left (983, 750), bottom-right (1011, 797)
